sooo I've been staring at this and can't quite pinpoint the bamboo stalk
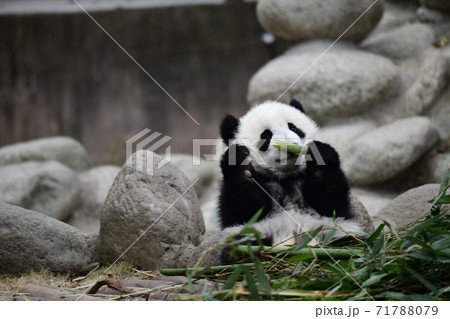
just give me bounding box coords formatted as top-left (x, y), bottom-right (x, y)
top-left (237, 245), bottom-right (363, 259)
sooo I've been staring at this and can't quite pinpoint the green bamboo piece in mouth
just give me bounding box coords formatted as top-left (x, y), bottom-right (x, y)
top-left (272, 139), bottom-right (303, 154)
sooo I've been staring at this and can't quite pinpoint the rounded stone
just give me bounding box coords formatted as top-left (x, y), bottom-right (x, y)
top-left (373, 184), bottom-right (441, 228)
top-left (342, 117), bottom-right (440, 186)
top-left (256, 0), bottom-right (384, 42)
top-left (0, 136), bottom-right (90, 172)
top-left (0, 161), bottom-right (80, 221)
top-left (99, 150), bottom-right (205, 270)
top-left (247, 48), bottom-right (400, 122)
top-left (0, 202), bottom-right (98, 273)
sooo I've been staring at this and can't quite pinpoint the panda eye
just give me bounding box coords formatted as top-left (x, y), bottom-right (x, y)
top-left (288, 122), bottom-right (305, 138)
top-left (258, 129), bottom-right (273, 151)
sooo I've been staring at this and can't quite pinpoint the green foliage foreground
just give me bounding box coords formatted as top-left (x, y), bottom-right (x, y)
top-left (161, 167), bottom-right (450, 301)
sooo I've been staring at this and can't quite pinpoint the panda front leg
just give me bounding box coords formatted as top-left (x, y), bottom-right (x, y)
top-left (218, 144), bottom-right (273, 229)
top-left (302, 141), bottom-right (352, 220)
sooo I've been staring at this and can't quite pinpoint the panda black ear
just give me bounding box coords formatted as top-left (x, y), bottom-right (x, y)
top-left (289, 99), bottom-right (306, 114)
top-left (220, 114), bottom-right (240, 146)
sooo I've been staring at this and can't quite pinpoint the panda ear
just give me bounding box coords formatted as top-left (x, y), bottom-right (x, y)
top-left (220, 114), bottom-right (240, 146)
top-left (289, 99), bottom-right (306, 114)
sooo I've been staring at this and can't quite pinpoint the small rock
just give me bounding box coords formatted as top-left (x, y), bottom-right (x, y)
top-left (420, 0), bottom-right (450, 11)
top-left (66, 165), bottom-right (120, 233)
top-left (100, 150), bottom-right (205, 270)
top-left (361, 23), bottom-right (435, 60)
top-left (0, 136), bottom-right (90, 172)
top-left (403, 49), bottom-right (449, 115)
top-left (256, 0), bottom-right (384, 42)
top-left (0, 202), bottom-right (98, 273)
top-left (0, 161), bottom-right (80, 221)
top-left (342, 117), bottom-right (440, 186)
top-left (373, 184), bottom-right (440, 228)
top-left (247, 47), bottom-right (400, 123)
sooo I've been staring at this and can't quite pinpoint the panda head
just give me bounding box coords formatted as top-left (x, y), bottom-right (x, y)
top-left (220, 100), bottom-right (318, 177)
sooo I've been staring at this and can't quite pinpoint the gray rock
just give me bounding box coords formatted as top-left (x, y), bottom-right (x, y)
top-left (349, 193), bottom-right (376, 235)
top-left (0, 202), bottom-right (98, 273)
top-left (247, 48), bottom-right (400, 123)
top-left (361, 23), bottom-right (435, 60)
top-left (99, 150), bottom-right (205, 270)
top-left (374, 1), bottom-right (419, 33)
top-left (0, 161), bottom-right (80, 221)
top-left (256, 0), bottom-right (384, 42)
top-left (316, 121), bottom-right (376, 156)
top-left (403, 49), bottom-right (449, 115)
top-left (420, 0), bottom-right (450, 11)
top-left (342, 117), bottom-right (440, 186)
top-left (388, 149), bottom-right (450, 190)
top-left (169, 153), bottom-right (221, 198)
top-left (428, 83), bottom-right (450, 141)
top-left (66, 165), bottom-right (120, 233)
top-left (0, 136), bottom-right (90, 172)
top-left (373, 184), bottom-right (440, 228)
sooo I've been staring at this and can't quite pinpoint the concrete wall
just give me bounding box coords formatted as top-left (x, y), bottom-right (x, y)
top-left (0, 3), bottom-right (285, 164)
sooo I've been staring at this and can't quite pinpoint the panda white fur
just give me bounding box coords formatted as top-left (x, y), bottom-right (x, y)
top-left (218, 100), bottom-right (364, 247)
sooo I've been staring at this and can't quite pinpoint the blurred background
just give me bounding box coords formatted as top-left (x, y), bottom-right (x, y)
top-left (0, 0), bottom-right (281, 164)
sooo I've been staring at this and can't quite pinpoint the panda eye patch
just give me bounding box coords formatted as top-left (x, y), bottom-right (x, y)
top-left (288, 122), bottom-right (305, 138)
top-left (258, 129), bottom-right (273, 151)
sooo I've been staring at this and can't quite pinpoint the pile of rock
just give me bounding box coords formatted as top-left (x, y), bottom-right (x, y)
top-left (0, 137), bottom-right (120, 272)
top-left (0, 136), bottom-right (220, 273)
top-left (249, 0), bottom-right (450, 220)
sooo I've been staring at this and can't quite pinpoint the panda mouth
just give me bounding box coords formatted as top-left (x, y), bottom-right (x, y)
top-left (276, 151), bottom-right (300, 166)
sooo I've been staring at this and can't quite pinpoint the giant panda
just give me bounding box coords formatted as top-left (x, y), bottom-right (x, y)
top-left (218, 99), bottom-right (364, 247)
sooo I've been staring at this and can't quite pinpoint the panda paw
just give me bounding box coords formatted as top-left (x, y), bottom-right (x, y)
top-left (305, 141), bottom-right (341, 176)
top-left (221, 144), bottom-right (250, 171)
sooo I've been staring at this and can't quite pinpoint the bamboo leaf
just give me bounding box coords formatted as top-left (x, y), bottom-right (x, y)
top-left (406, 267), bottom-right (437, 293)
top-left (243, 267), bottom-right (260, 300)
top-left (293, 227), bottom-right (322, 252)
top-left (369, 231), bottom-right (386, 259)
top-left (362, 273), bottom-right (388, 288)
top-left (366, 223), bottom-right (385, 246)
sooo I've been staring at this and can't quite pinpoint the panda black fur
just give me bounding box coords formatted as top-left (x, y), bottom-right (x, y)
top-left (218, 100), bottom-right (363, 247)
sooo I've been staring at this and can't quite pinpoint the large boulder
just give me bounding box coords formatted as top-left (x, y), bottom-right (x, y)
top-left (403, 49), bottom-right (449, 116)
top-left (373, 184), bottom-right (440, 228)
top-left (247, 45), bottom-right (400, 123)
top-left (0, 202), bottom-right (98, 273)
top-left (0, 136), bottom-right (90, 172)
top-left (256, 0), bottom-right (384, 42)
top-left (0, 161), bottom-right (80, 221)
top-left (100, 150), bottom-right (205, 270)
top-left (316, 120), bottom-right (376, 155)
top-left (420, 0), bottom-right (450, 11)
top-left (66, 165), bottom-right (120, 233)
top-left (361, 23), bottom-right (435, 61)
top-left (342, 117), bottom-right (440, 186)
